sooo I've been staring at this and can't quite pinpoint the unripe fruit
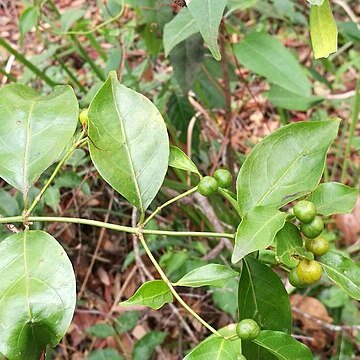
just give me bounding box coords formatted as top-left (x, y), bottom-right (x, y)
top-left (213, 169), bottom-right (233, 188)
top-left (296, 259), bottom-right (322, 284)
top-left (288, 268), bottom-right (305, 288)
top-left (293, 200), bottom-right (317, 224)
top-left (236, 319), bottom-right (261, 340)
top-left (300, 216), bottom-right (324, 239)
top-left (305, 236), bottom-right (330, 256)
top-left (197, 176), bottom-right (218, 197)
top-left (79, 108), bottom-right (89, 127)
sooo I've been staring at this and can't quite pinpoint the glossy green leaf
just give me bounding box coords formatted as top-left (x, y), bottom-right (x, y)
top-left (310, 0), bottom-right (338, 59)
top-left (0, 84), bottom-right (78, 195)
top-left (0, 230), bottom-right (76, 359)
top-left (238, 256), bottom-right (292, 333)
top-left (234, 32), bottom-right (311, 95)
top-left (308, 182), bottom-right (358, 216)
top-left (275, 222), bottom-right (303, 268)
top-left (164, 8), bottom-right (198, 57)
top-left (187, 0), bottom-right (226, 60)
top-left (20, 6), bottom-right (40, 38)
top-left (268, 84), bottom-right (323, 111)
top-left (174, 264), bottom-right (238, 288)
top-left (133, 331), bottom-right (167, 360)
top-left (232, 207), bottom-right (287, 263)
top-left (320, 252), bottom-right (360, 300)
top-left (184, 324), bottom-right (241, 360)
top-left (120, 280), bottom-right (173, 310)
top-left (253, 330), bottom-right (313, 359)
top-left (169, 146), bottom-right (200, 176)
top-left (237, 119), bottom-right (340, 215)
top-left (88, 71), bottom-right (169, 217)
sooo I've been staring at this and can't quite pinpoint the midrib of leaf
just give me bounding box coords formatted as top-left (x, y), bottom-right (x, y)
top-left (256, 151), bottom-right (306, 207)
top-left (215, 339), bottom-right (225, 360)
top-left (23, 231), bottom-right (33, 320)
top-left (111, 81), bottom-right (143, 213)
top-left (23, 101), bottom-right (36, 196)
top-left (321, 262), bottom-right (360, 292)
top-left (244, 259), bottom-right (259, 319)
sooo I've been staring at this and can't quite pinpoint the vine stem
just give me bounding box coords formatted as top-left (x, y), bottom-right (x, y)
top-left (24, 131), bottom-right (87, 217)
top-left (137, 233), bottom-right (222, 338)
top-left (142, 187), bottom-right (198, 227)
top-left (0, 216), bottom-right (235, 239)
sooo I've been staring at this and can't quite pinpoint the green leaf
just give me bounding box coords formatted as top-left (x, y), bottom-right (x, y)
top-left (212, 278), bottom-right (238, 318)
top-left (133, 331), bottom-right (167, 360)
top-left (169, 146), bottom-right (200, 176)
top-left (310, 0), bottom-right (338, 59)
top-left (164, 8), bottom-right (198, 57)
top-left (238, 256), bottom-right (292, 333)
top-left (234, 32), bottom-right (311, 95)
top-left (268, 84), bottom-right (323, 111)
top-left (252, 330), bottom-right (313, 359)
top-left (20, 6), bottom-right (40, 38)
top-left (120, 280), bottom-right (173, 310)
top-left (307, 0), bottom-right (324, 5)
top-left (88, 349), bottom-right (124, 360)
top-left (183, 325), bottom-right (241, 360)
top-left (60, 8), bottom-right (86, 32)
top-left (0, 84), bottom-right (79, 195)
top-left (88, 71), bottom-right (169, 217)
top-left (187, 0), bottom-right (226, 60)
top-left (114, 311), bottom-right (140, 334)
top-left (86, 323), bottom-right (114, 338)
top-left (0, 230), bottom-right (76, 359)
top-left (43, 186), bottom-right (60, 212)
top-left (237, 119), bottom-right (340, 215)
top-left (174, 264), bottom-right (238, 288)
top-left (275, 222), bottom-right (303, 268)
top-left (320, 251), bottom-right (360, 300)
top-left (307, 182), bottom-right (358, 216)
top-left (232, 207), bottom-right (287, 263)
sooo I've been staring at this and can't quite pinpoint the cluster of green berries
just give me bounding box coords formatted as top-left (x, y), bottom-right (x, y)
top-left (197, 169), bottom-right (233, 196)
top-left (289, 200), bottom-right (330, 288)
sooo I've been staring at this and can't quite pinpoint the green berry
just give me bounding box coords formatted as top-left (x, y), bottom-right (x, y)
top-left (300, 216), bottom-right (324, 239)
top-left (293, 200), bottom-right (317, 224)
top-left (288, 268), bottom-right (305, 288)
top-left (305, 236), bottom-right (330, 256)
top-left (296, 259), bottom-right (322, 285)
top-left (236, 319), bottom-right (261, 340)
top-left (197, 176), bottom-right (218, 197)
top-left (213, 169), bottom-right (233, 188)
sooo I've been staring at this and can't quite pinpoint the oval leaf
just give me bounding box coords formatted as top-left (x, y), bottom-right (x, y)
top-left (174, 264), bottom-right (238, 288)
top-left (232, 206), bottom-right (287, 263)
top-left (169, 146), bottom-right (200, 176)
top-left (234, 32), bottom-right (311, 95)
top-left (120, 280), bottom-right (173, 310)
top-left (275, 222), bottom-right (304, 268)
top-left (0, 230), bottom-right (76, 359)
top-left (88, 71), bottom-right (169, 216)
top-left (307, 182), bottom-right (358, 216)
top-left (164, 8), bottom-right (198, 57)
top-left (310, 0), bottom-right (338, 59)
top-left (187, 0), bottom-right (226, 60)
top-left (0, 84), bottom-right (79, 195)
top-left (320, 251), bottom-right (360, 300)
top-left (20, 6), bottom-right (40, 38)
top-left (184, 325), bottom-right (241, 360)
top-left (237, 119), bottom-right (340, 215)
top-left (238, 256), bottom-right (292, 333)
top-left (252, 330), bottom-right (313, 359)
